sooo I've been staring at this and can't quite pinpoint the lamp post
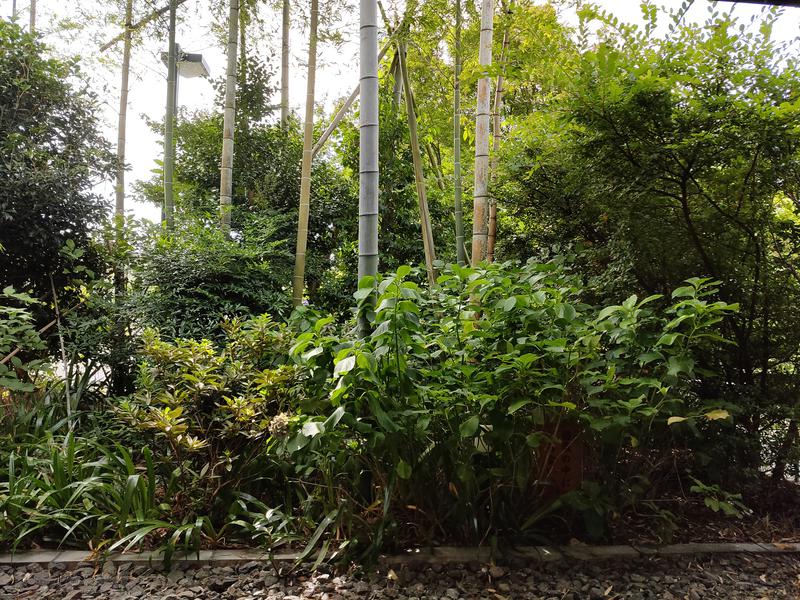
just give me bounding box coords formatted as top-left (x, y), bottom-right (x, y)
top-left (161, 8), bottom-right (210, 229)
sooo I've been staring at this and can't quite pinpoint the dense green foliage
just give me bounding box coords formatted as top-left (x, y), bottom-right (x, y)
top-left (2, 0), bottom-right (800, 565)
top-left (0, 22), bottom-right (114, 298)
top-left (502, 5), bottom-right (800, 479)
top-left (0, 261), bottom-right (738, 558)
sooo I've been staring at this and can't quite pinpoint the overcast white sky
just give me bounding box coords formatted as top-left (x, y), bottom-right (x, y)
top-left (3, 0), bottom-right (799, 223)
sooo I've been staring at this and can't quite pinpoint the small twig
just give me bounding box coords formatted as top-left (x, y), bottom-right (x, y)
top-left (50, 275), bottom-right (73, 424)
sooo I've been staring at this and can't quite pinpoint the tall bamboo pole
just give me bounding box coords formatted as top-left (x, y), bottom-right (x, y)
top-left (219, 0), bottom-right (240, 234)
top-left (453, 0), bottom-right (465, 265)
top-left (398, 45), bottom-right (437, 286)
top-left (487, 0), bottom-right (511, 263)
top-left (115, 0), bottom-right (133, 293)
top-left (163, 0), bottom-right (177, 229)
top-left (471, 0), bottom-right (493, 266)
top-left (280, 0), bottom-right (290, 125)
top-left (358, 0), bottom-right (380, 297)
top-left (292, 0), bottom-right (319, 306)
top-left (29, 0), bottom-right (35, 32)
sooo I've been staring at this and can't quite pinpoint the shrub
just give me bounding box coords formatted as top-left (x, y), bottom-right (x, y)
top-left (130, 221), bottom-right (292, 341)
top-left (118, 258), bottom-right (737, 559)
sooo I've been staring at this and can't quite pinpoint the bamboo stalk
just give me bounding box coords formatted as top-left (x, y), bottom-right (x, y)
top-left (399, 44), bottom-right (438, 286)
top-left (219, 0), bottom-right (240, 234)
top-left (390, 52), bottom-right (402, 110)
top-left (453, 0), bottom-right (465, 266)
top-left (358, 0), bottom-right (380, 287)
top-left (115, 0), bottom-right (133, 294)
top-left (487, 0), bottom-right (511, 264)
top-left (471, 0), bottom-right (494, 267)
top-left (425, 141), bottom-right (446, 191)
top-left (29, 0), bottom-right (36, 33)
top-left (280, 0), bottom-right (290, 125)
top-left (292, 0), bottom-right (319, 306)
top-left (163, 0), bottom-right (177, 229)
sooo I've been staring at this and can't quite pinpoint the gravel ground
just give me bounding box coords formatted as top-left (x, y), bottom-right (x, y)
top-left (1, 553), bottom-right (798, 600)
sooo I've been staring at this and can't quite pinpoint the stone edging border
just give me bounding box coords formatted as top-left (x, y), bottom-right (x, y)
top-left (1, 542), bottom-right (799, 568)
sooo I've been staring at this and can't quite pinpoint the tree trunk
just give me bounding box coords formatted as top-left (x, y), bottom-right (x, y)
top-left (29, 0), bottom-right (36, 33)
top-left (487, 0), bottom-right (511, 264)
top-left (453, 0), bottom-right (465, 265)
top-left (219, 0), bottom-right (240, 234)
top-left (280, 0), bottom-right (290, 125)
top-left (292, 0), bottom-right (319, 306)
top-left (398, 44), bottom-right (437, 286)
top-left (358, 0), bottom-right (379, 325)
top-left (115, 0), bottom-right (133, 294)
top-left (471, 0), bottom-right (493, 266)
top-left (163, 0), bottom-right (177, 229)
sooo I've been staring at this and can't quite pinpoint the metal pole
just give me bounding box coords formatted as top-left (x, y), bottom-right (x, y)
top-left (163, 0), bottom-right (177, 229)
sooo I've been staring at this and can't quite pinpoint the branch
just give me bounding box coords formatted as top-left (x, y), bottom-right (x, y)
top-left (99, 0), bottom-right (189, 53)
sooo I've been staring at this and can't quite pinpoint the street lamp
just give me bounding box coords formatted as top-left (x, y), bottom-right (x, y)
top-left (161, 12), bottom-right (210, 229)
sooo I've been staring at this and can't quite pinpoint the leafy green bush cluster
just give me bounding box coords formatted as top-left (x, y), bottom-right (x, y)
top-left (281, 259), bottom-right (736, 548)
top-left (0, 259), bottom-right (733, 560)
top-left (129, 221), bottom-right (292, 341)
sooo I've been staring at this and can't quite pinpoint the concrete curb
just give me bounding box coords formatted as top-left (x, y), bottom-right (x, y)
top-left (1, 542), bottom-right (799, 568)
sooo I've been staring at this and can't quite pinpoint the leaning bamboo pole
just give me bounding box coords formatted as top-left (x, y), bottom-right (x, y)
top-left (486, 0), bottom-right (511, 263)
top-left (291, 0), bottom-right (319, 306)
top-left (471, 0), bottom-right (493, 266)
top-left (311, 39), bottom-right (394, 158)
top-left (390, 53), bottom-right (403, 110)
top-left (425, 141), bottom-right (446, 191)
top-left (219, 0), bottom-right (240, 234)
top-left (398, 44), bottom-right (438, 286)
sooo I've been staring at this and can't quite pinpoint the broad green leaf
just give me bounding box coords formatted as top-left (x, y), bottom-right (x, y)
top-left (396, 460), bottom-right (412, 479)
top-left (459, 415), bottom-right (480, 438)
top-left (704, 409), bottom-right (730, 421)
top-left (333, 355), bottom-right (356, 376)
top-left (508, 399), bottom-right (532, 415)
